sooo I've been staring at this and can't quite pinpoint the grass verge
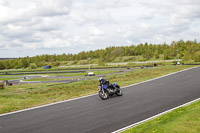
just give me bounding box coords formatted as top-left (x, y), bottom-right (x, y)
top-left (122, 99), bottom-right (200, 133)
top-left (0, 65), bottom-right (197, 114)
top-left (24, 70), bottom-right (119, 81)
top-left (0, 77), bottom-right (22, 81)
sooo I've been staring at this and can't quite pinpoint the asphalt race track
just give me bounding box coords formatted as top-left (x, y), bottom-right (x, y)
top-left (0, 67), bottom-right (200, 133)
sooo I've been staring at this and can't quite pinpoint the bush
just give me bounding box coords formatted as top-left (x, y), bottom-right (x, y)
top-left (98, 61), bottom-right (106, 66)
top-left (139, 58), bottom-right (147, 61)
top-left (53, 61), bottom-right (60, 66)
top-left (29, 63), bottom-right (37, 69)
top-left (72, 60), bottom-right (78, 65)
top-left (0, 83), bottom-right (4, 89)
top-left (194, 51), bottom-right (200, 62)
top-left (127, 63), bottom-right (136, 67)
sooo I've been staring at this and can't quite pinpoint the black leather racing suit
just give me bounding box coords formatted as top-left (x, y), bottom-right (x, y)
top-left (99, 79), bottom-right (114, 89)
top-left (99, 79), bottom-right (109, 86)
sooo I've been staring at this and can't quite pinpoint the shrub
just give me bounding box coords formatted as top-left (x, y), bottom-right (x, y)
top-left (194, 51), bottom-right (200, 62)
top-left (29, 63), bottom-right (37, 69)
top-left (0, 83), bottom-right (4, 89)
top-left (53, 61), bottom-right (60, 66)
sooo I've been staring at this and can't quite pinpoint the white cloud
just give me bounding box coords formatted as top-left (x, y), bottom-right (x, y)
top-left (89, 26), bottom-right (104, 36)
top-left (0, 0), bottom-right (200, 57)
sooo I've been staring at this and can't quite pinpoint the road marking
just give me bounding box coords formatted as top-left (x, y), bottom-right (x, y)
top-left (112, 97), bottom-right (200, 133)
top-left (0, 66), bottom-right (199, 117)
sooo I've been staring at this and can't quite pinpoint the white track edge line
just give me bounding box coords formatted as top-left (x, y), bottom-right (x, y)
top-left (0, 66), bottom-right (199, 117)
top-left (112, 97), bottom-right (200, 133)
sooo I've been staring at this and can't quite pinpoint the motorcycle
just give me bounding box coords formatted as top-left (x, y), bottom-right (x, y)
top-left (98, 82), bottom-right (123, 100)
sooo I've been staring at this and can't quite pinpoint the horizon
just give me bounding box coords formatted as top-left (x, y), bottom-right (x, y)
top-left (1, 39), bottom-right (199, 58)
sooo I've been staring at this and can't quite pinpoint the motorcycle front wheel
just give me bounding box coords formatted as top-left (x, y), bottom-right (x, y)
top-left (99, 90), bottom-right (109, 100)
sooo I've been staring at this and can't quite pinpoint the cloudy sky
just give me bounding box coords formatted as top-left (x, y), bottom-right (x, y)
top-left (0, 0), bottom-right (200, 58)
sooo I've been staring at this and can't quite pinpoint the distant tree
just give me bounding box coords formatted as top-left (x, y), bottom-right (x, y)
top-left (154, 50), bottom-right (159, 59)
top-left (1, 40), bottom-right (200, 70)
top-left (3, 60), bottom-right (11, 69)
top-left (29, 63), bottom-right (37, 69)
top-left (163, 50), bottom-right (169, 60)
top-left (20, 58), bottom-right (29, 68)
top-left (98, 57), bottom-right (106, 66)
top-left (194, 51), bottom-right (200, 62)
top-left (0, 61), bottom-right (5, 70)
top-left (53, 61), bottom-right (60, 66)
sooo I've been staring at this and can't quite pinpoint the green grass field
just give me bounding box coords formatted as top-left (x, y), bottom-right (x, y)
top-left (0, 70), bottom-right (119, 81)
top-left (0, 77), bottom-right (22, 81)
top-left (0, 65), bottom-right (196, 114)
top-left (123, 100), bottom-right (200, 133)
top-left (24, 70), bottom-right (119, 81)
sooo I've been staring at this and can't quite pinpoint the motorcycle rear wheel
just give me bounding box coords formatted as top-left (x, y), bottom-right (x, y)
top-left (116, 88), bottom-right (123, 96)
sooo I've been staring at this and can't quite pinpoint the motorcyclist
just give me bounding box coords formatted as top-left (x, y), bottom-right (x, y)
top-left (99, 77), bottom-right (108, 85)
top-left (99, 77), bottom-right (114, 89)
top-left (98, 77), bottom-right (122, 99)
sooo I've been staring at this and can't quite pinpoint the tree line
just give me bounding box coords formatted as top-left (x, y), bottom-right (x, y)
top-left (0, 40), bottom-right (200, 70)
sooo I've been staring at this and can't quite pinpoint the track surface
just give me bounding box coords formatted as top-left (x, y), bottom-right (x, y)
top-left (0, 67), bottom-right (200, 133)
